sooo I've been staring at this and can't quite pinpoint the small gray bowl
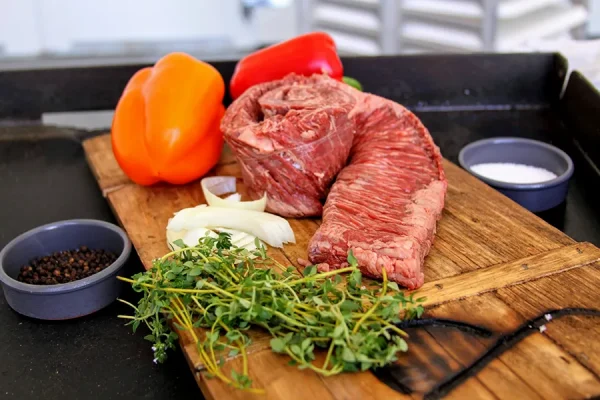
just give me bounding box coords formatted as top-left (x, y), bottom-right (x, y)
top-left (0, 219), bottom-right (131, 320)
top-left (458, 137), bottom-right (574, 212)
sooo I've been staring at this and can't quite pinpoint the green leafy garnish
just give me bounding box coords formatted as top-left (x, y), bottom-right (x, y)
top-left (117, 233), bottom-right (424, 393)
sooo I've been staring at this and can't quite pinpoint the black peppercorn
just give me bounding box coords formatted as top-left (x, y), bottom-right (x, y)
top-left (16, 246), bottom-right (118, 285)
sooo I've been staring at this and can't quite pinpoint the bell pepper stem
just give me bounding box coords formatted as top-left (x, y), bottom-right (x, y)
top-left (343, 76), bottom-right (363, 91)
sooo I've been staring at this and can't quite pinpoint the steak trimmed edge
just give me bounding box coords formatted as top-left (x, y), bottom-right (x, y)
top-left (307, 89), bottom-right (447, 289)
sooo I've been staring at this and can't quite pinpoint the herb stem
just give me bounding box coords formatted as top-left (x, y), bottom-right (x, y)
top-left (118, 277), bottom-right (218, 295)
top-left (120, 233), bottom-right (422, 394)
top-left (285, 266), bottom-right (358, 286)
top-left (352, 267), bottom-right (388, 335)
top-left (117, 297), bottom-right (140, 311)
top-left (377, 317), bottom-right (409, 338)
top-left (322, 338), bottom-right (335, 370)
top-left (220, 263), bottom-right (241, 282)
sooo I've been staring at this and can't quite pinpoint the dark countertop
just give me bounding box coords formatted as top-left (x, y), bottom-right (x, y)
top-left (0, 134), bottom-right (200, 400)
top-left (1, 110), bottom-right (599, 399)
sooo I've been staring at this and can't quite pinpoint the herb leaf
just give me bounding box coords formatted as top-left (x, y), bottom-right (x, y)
top-left (118, 233), bottom-right (423, 394)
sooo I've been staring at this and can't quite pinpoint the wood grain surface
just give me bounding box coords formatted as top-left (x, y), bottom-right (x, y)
top-left (83, 134), bottom-right (600, 400)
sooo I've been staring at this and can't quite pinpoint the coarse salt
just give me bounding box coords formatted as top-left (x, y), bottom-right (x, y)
top-left (470, 163), bottom-right (557, 184)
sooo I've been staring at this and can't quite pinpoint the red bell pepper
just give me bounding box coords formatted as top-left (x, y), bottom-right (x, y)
top-left (229, 32), bottom-right (344, 99)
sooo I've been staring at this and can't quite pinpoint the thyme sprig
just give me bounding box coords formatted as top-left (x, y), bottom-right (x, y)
top-left (118, 232), bottom-right (425, 393)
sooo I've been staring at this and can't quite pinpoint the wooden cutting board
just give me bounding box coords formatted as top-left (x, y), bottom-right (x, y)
top-left (83, 133), bottom-right (600, 400)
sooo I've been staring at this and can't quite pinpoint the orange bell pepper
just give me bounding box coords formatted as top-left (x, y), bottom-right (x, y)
top-left (112, 52), bottom-right (225, 186)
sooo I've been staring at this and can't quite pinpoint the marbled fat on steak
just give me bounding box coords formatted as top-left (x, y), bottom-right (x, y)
top-left (306, 80), bottom-right (447, 290)
top-left (221, 74), bottom-right (356, 217)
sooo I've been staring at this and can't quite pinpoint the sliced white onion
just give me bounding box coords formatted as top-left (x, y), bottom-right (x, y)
top-left (166, 225), bottom-right (262, 255)
top-left (166, 227), bottom-right (217, 250)
top-left (201, 176), bottom-right (267, 211)
top-left (166, 229), bottom-right (186, 250)
top-left (167, 205), bottom-right (295, 248)
top-left (224, 193), bottom-right (242, 202)
top-left (166, 226), bottom-right (259, 248)
top-left (216, 228), bottom-right (261, 252)
top-left (183, 227), bottom-right (218, 247)
top-left (216, 228), bottom-right (250, 244)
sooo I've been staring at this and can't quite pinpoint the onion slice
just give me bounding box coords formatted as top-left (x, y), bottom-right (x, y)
top-left (201, 176), bottom-right (266, 211)
top-left (166, 226), bottom-right (262, 254)
top-left (166, 227), bottom-right (217, 250)
top-left (216, 228), bottom-right (262, 252)
top-left (224, 193), bottom-right (242, 202)
top-left (167, 205), bottom-right (295, 248)
top-left (166, 229), bottom-right (186, 250)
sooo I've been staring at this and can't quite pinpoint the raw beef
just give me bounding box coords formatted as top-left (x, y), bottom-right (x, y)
top-left (221, 74), bottom-right (356, 217)
top-left (222, 73), bottom-right (446, 289)
top-left (307, 84), bottom-right (447, 290)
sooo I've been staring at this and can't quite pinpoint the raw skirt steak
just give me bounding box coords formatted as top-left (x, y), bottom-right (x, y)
top-left (221, 74), bottom-right (356, 217)
top-left (307, 87), bottom-right (447, 289)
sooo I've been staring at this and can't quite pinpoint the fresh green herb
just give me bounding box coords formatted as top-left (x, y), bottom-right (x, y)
top-left (118, 233), bottom-right (424, 393)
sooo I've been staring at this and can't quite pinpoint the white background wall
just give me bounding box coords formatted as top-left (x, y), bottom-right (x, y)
top-left (0, 0), bottom-right (297, 57)
top-left (586, 0), bottom-right (600, 35)
top-left (0, 0), bottom-right (40, 55)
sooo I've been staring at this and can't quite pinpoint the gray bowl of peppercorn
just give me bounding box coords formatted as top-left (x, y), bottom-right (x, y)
top-left (0, 219), bottom-right (131, 320)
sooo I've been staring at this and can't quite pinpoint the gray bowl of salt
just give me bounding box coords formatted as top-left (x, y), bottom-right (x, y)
top-left (458, 137), bottom-right (574, 212)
